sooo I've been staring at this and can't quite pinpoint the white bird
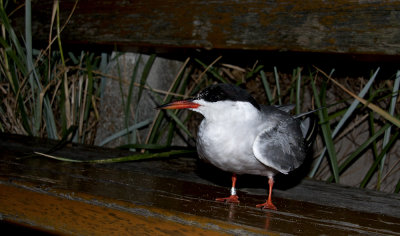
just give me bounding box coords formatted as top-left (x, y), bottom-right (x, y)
top-left (157, 83), bottom-right (317, 210)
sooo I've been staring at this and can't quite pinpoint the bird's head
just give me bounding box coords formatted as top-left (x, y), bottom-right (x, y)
top-left (157, 84), bottom-right (260, 120)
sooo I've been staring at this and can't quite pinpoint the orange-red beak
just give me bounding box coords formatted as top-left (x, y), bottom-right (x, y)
top-left (156, 99), bottom-right (200, 110)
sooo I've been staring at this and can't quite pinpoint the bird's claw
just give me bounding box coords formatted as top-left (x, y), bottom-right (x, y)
top-left (256, 201), bottom-right (277, 210)
top-left (216, 195), bottom-right (240, 203)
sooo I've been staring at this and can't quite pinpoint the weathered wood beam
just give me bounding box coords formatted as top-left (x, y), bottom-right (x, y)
top-left (1, 133), bottom-right (400, 235)
top-left (10, 0), bottom-right (400, 56)
top-left (1, 183), bottom-right (253, 235)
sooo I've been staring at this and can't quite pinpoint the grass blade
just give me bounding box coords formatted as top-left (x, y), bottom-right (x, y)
top-left (147, 81), bottom-right (194, 143)
top-left (34, 149), bottom-right (195, 163)
top-left (295, 67), bottom-right (301, 114)
top-left (195, 58), bottom-right (228, 83)
top-left (124, 54), bottom-right (141, 144)
top-left (311, 76), bottom-right (339, 183)
top-left (395, 179), bottom-right (400, 193)
top-left (166, 66), bottom-right (192, 146)
top-left (246, 64), bottom-right (264, 81)
top-left (137, 54), bottom-right (156, 105)
top-left (99, 118), bottom-right (153, 146)
top-left (165, 109), bottom-right (193, 138)
top-left (56, 0), bottom-right (69, 138)
top-left (146, 58), bottom-right (191, 145)
top-left (25, 1), bottom-right (35, 131)
top-left (99, 53), bottom-right (108, 99)
top-left (260, 70), bottom-right (273, 104)
top-left (315, 66), bottom-right (400, 128)
top-left (118, 143), bottom-right (173, 150)
top-left (327, 123), bottom-right (391, 182)
top-left (377, 70), bottom-right (400, 189)
top-left (360, 130), bottom-right (399, 188)
top-left (273, 66), bottom-right (282, 105)
top-left (131, 54), bottom-right (156, 144)
top-left (0, 4), bottom-right (25, 64)
top-left (309, 68), bottom-right (379, 178)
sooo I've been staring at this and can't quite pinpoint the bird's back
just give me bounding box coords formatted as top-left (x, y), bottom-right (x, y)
top-left (252, 105), bottom-right (306, 174)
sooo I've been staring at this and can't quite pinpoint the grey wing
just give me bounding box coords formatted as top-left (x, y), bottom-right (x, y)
top-left (252, 119), bottom-right (306, 174)
top-left (274, 104), bottom-right (295, 113)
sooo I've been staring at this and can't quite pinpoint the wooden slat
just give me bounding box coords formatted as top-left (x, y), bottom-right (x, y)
top-left (1, 133), bottom-right (400, 235)
top-left (10, 0), bottom-right (400, 55)
top-left (0, 184), bottom-right (244, 236)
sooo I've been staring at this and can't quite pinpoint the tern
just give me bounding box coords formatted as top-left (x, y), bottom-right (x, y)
top-left (157, 83), bottom-right (317, 210)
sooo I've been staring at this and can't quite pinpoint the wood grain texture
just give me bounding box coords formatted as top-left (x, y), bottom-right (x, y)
top-left (0, 184), bottom-right (230, 235)
top-left (10, 0), bottom-right (400, 55)
top-left (1, 133), bottom-right (400, 235)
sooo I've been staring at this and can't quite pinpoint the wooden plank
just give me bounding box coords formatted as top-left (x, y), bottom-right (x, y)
top-left (0, 184), bottom-right (240, 236)
top-left (1, 133), bottom-right (400, 235)
top-left (10, 0), bottom-right (400, 56)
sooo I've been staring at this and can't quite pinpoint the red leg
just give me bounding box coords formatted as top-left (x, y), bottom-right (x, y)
top-left (216, 174), bottom-right (240, 203)
top-left (256, 177), bottom-right (277, 210)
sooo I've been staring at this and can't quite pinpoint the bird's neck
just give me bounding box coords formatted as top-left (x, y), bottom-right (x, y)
top-left (200, 101), bottom-right (261, 124)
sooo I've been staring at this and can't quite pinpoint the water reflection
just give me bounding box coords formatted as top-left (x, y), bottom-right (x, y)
top-left (225, 203), bottom-right (272, 232)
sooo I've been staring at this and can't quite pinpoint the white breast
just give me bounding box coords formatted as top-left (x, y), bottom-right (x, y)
top-left (194, 101), bottom-right (276, 176)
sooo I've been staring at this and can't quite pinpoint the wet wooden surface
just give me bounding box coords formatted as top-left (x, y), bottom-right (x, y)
top-left (10, 0), bottom-right (400, 56)
top-left (1, 133), bottom-right (400, 235)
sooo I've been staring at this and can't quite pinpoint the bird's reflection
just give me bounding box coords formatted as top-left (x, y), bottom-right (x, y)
top-left (228, 203), bottom-right (236, 220)
top-left (225, 203), bottom-right (272, 232)
top-left (264, 211), bottom-right (272, 231)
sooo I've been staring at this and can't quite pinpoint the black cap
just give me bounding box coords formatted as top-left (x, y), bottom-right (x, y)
top-left (196, 84), bottom-right (260, 110)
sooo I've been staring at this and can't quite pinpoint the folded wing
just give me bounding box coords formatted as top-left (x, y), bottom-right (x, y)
top-left (252, 118), bottom-right (306, 174)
